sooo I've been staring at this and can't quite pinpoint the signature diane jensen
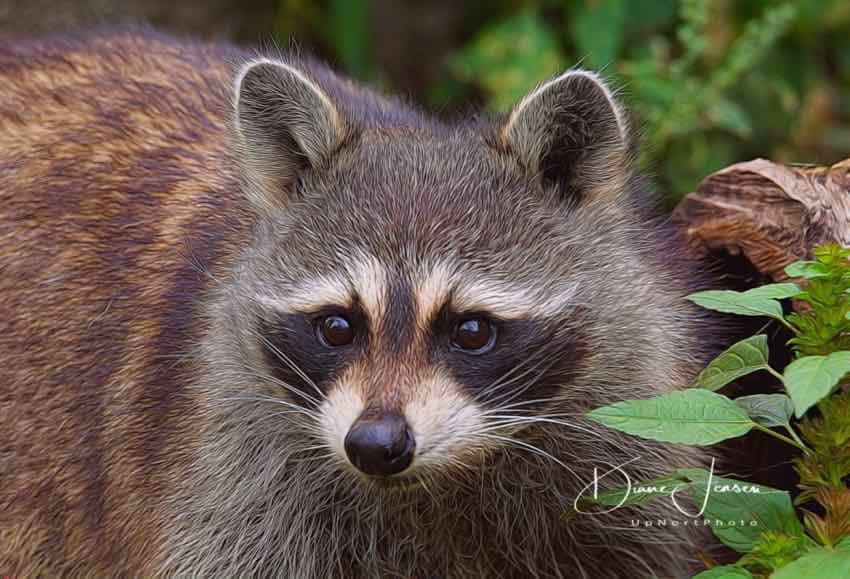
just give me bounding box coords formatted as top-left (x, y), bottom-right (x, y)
top-left (573, 457), bottom-right (765, 516)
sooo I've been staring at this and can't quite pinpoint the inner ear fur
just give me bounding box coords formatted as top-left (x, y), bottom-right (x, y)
top-left (500, 69), bottom-right (632, 202)
top-left (234, 57), bottom-right (347, 212)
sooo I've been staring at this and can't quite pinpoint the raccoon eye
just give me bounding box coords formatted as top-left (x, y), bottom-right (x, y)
top-left (451, 317), bottom-right (496, 353)
top-left (317, 314), bottom-right (354, 347)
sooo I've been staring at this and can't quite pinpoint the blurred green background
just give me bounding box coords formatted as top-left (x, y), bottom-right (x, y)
top-left (281, 0), bottom-right (850, 203)
top-left (2, 0), bottom-right (848, 203)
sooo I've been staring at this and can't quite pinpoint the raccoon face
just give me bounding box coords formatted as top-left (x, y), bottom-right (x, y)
top-left (228, 57), bottom-right (662, 486)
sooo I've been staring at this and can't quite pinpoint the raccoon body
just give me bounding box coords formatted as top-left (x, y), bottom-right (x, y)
top-left (1, 29), bottom-right (709, 578)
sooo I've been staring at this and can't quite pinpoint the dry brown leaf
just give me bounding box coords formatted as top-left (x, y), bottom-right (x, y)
top-left (672, 158), bottom-right (850, 281)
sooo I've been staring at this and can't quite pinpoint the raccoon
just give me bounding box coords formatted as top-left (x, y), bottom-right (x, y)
top-left (0, 29), bottom-right (710, 578)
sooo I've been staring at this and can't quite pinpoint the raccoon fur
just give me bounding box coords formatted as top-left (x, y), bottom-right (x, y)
top-left (0, 29), bottom-right (712, 578)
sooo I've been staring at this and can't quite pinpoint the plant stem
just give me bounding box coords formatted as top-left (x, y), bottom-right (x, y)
top-left (776, 316), bottom-right (800, 334)
top-left (752, 423), bottom-right (811, 455)
top-left (783, 424), bottom-right (809, 453)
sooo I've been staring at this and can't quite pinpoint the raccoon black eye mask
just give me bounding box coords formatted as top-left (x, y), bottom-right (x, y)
top-left (259, 292), bottom-right (583, 413)
top-left (1, 30), bottom-right (710, 578)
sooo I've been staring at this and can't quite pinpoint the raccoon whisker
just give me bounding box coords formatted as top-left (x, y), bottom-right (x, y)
top-left (483, 359), bottom-right (557, 410)
top-left (473, 431), bottom-right (572, 472)
top-left (478, 397), bottom-right (563, 415)
top-left (476, 355), bottom-right (539, 395)
top-left (247, 329), bottom-right (325, 400)
top-left (251, 333), bottom-right (324, 399)
top-left (472, 433), bottom-right (580, 479)
top-left (476, 368), bottom-right (546, 410)
top-left (414, 446), bottom-right (475, 477)
top-left (233, 366), bottom-right (322, 407)
top-left (483, 409), bottom-right (594, 421)
top-left (480, 415), bottom-right (599, 438)
top-left (473, 347), bottom-right (545, 395)
top-left (217, 395), bottom-right (320, 420)
top-left (486, 407), bottom-right (593, 421)
top-left (256, 411), bottom-right (321, 433)
top-left (473, 427), bottom-right (598, 448)
top-left (233, 417), bottom-right (319, 449)
top-left (477, 349), bottom-right (557, 403)
top-left (254, 409), bottom-right (318, 426)
top-left (438, 454), bottom-right (479, 476)
top-left (219, 372), bottom-right (321, 410)
top-left (290, 443), bottom-right (333, 454)
top-left (218, 393), bottom-right (314, 413)
top-left (474, 352), bottom-right (551, 405)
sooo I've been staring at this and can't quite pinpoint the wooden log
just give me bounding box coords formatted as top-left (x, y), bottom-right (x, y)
top-left (672, 158), bottom-right (850, 281)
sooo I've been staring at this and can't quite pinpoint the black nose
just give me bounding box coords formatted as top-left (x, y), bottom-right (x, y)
top-left (344, 414), bottom-right (415, 476)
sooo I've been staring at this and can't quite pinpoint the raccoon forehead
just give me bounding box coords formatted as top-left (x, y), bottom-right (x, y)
top-left (254, 257), bottom-right (578, 320)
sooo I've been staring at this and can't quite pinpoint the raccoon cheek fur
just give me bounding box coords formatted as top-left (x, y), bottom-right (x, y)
top-left (1, 30), bottom-right (712, 578)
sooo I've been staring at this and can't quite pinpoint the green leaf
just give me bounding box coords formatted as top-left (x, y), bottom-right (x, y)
top-left (571, 0), bottom-right (627, 69)
top-left (687, 290), bottom-right (785, 321)
top-left (682, 469), bottom-right (804, 553)
top-left (743, 283), bottom-right (802, 300)
top-left (785, 260), bottom-right (831, 279)
top-left (695, 335), bottom-right (770, 391)
top-left (735, 394), bottom-right (794, 428)
top-left (783, 352), bottom-right (850, 417)
top-left (771, 548), bottom-right (850, 579)
top-left (739, 530), bottom-right (816, 573)
top-left (587, 390), bottom-right (754, 445)
top-left (692, 565), bottom-right (753, 578)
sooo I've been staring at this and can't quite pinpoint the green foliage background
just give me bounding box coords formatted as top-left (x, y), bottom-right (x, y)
top-left (274, 0), bottom-right (850, 204)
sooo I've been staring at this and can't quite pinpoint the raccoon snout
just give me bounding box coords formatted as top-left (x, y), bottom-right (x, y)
top-left (343, 414), bottom-right (416, 476)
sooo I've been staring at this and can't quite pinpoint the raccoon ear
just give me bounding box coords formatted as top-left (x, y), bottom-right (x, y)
top-left (234, 58), bottom-right (346, 211)
top-left (501, 70), bottom-right (630, 202)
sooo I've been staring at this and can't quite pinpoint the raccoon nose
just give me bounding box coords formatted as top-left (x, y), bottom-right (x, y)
top-left (344, 414), bottom-right (415, 476)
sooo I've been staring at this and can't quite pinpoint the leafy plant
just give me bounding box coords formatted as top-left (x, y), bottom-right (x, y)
top-left (447, 0), bottom-right (803, 202)
top-left (585, 244), bottom-right (850, 578)
top-left (785, 244), bottom-right (850, 356)
top-left (451, 9), bottom-right (563, 111)
top-left (275, 1), bottom-right (850, 203)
